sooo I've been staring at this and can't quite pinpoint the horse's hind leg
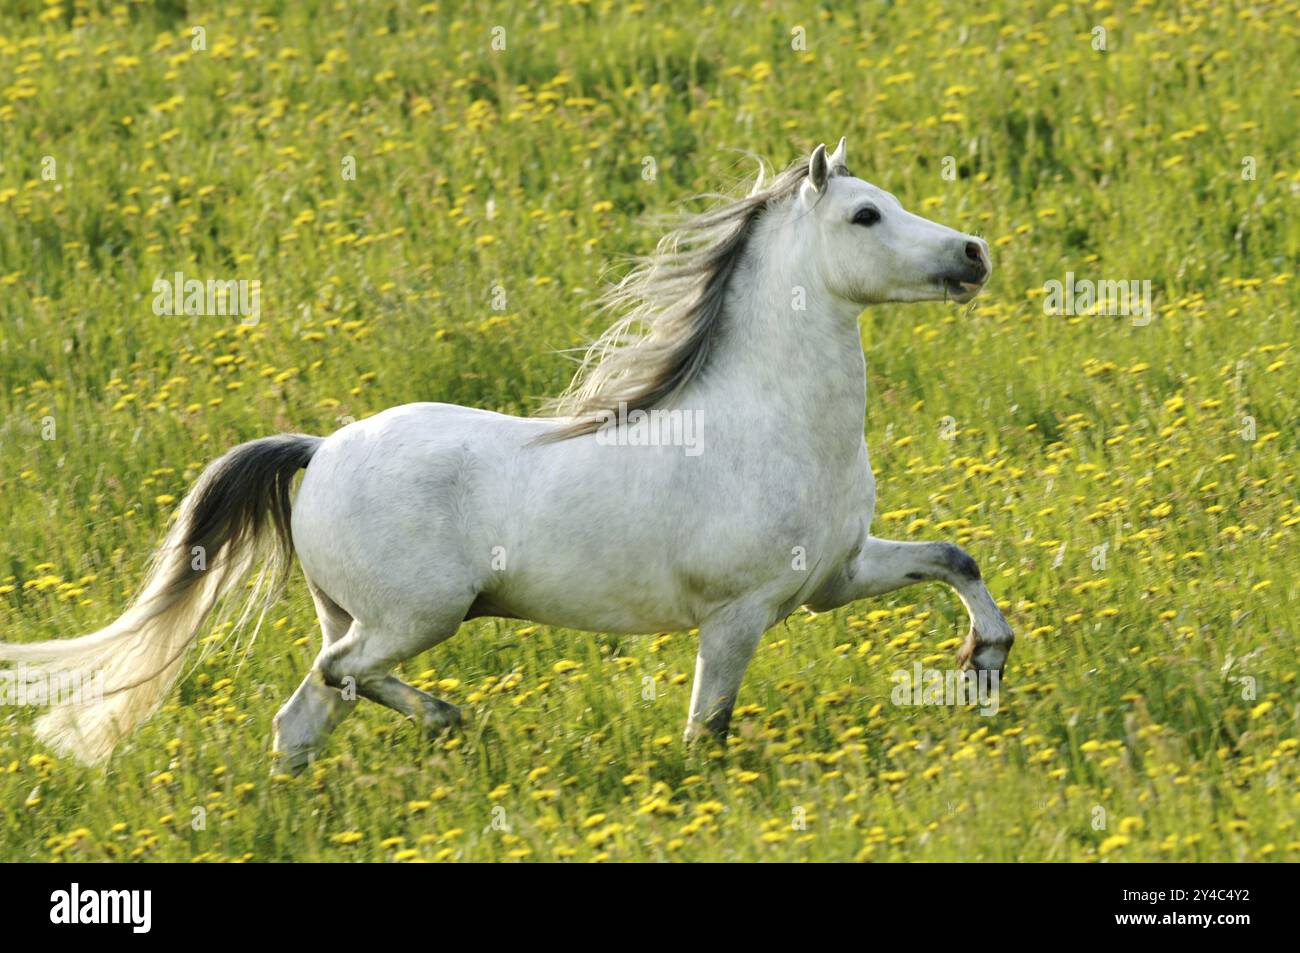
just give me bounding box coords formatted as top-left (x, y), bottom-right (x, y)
top-left (356, 674), bottom-right (461, 736)
top-left (270, 583), bottom-right (359, 774)
top-left (317, 612), bottom-right (466, 740)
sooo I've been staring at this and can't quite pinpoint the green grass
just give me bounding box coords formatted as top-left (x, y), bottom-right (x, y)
top-left (0, 0), bottom-right (1296, 861)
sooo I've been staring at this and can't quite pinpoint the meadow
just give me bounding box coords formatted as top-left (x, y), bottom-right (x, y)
top-left (0, 0), bottom-right (1297, 861)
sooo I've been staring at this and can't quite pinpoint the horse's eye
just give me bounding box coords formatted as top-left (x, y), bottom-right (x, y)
top-left (852, 205), bottom-right (881, 227)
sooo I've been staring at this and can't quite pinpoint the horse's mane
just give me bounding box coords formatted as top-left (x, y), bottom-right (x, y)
top-left (538, 152), bottom-right (814, 440)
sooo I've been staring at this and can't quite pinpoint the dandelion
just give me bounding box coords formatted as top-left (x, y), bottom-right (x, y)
top-left (1099, 835), bottom-right (1130, 855)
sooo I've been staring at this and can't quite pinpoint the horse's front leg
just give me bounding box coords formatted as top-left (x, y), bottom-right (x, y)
top-left (808, 537), bottom-right (1014, 674)
top-left (683, 603), bottom-right (771, 743)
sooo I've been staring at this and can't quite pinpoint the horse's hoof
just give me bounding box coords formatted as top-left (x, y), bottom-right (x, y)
top-left (957, 627), bottom-right (1011, 675)
top-left (270, 748), bottom-right (314, 777)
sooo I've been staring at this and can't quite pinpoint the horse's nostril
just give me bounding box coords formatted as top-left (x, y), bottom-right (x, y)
top-left (963, 241), bottom-right (988, 281)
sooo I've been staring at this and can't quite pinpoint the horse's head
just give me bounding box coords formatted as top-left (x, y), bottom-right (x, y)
top-left (796, 138), bottom-right (991, 306)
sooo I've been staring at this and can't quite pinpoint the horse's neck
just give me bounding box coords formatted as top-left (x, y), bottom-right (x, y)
top-left (693, 245), bottom-right (868, 461)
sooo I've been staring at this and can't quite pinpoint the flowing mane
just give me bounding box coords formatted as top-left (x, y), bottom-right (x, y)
top-left (540, 153), bottom-right (814, 439)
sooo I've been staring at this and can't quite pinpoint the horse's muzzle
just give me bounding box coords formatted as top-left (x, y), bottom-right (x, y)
top-left (940, 237), bottom-right (991, 301)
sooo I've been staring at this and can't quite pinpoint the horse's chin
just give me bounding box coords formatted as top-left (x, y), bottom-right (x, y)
top-left (943, 277), bottom-right (984, 303)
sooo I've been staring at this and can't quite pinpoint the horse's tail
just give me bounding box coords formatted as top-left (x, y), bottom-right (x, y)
top-left (0, 433), bottom-right (322, 766)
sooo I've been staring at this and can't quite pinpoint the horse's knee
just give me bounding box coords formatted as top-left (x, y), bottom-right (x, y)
top-left (937, 541), bottom-right (981, 582)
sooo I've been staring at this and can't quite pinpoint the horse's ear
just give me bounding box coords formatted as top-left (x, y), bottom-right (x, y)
top-left (828, 136), bottom-right (848, 174)
top-left (808, 143), bottom-right (829, 192)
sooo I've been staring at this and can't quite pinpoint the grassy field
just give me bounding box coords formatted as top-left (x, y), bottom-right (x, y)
top-left (1, 0), bottom-right (1297, 862)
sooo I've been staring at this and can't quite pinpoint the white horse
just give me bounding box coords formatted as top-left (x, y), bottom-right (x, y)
top-left (0, 138), bottom-right (1013, 770)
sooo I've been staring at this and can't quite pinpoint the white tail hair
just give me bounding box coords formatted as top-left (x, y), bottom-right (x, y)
top-left (0, 434), bottom-right (321, 765)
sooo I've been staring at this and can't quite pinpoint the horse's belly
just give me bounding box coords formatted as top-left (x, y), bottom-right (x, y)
top-left (481, 529), bottom-right (702, 634)
top-left (474, 586), bottom-right (695, 635)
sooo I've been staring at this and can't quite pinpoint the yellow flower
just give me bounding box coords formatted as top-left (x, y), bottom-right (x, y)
top-left (1099, 835), bottom-right (1130, 854)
